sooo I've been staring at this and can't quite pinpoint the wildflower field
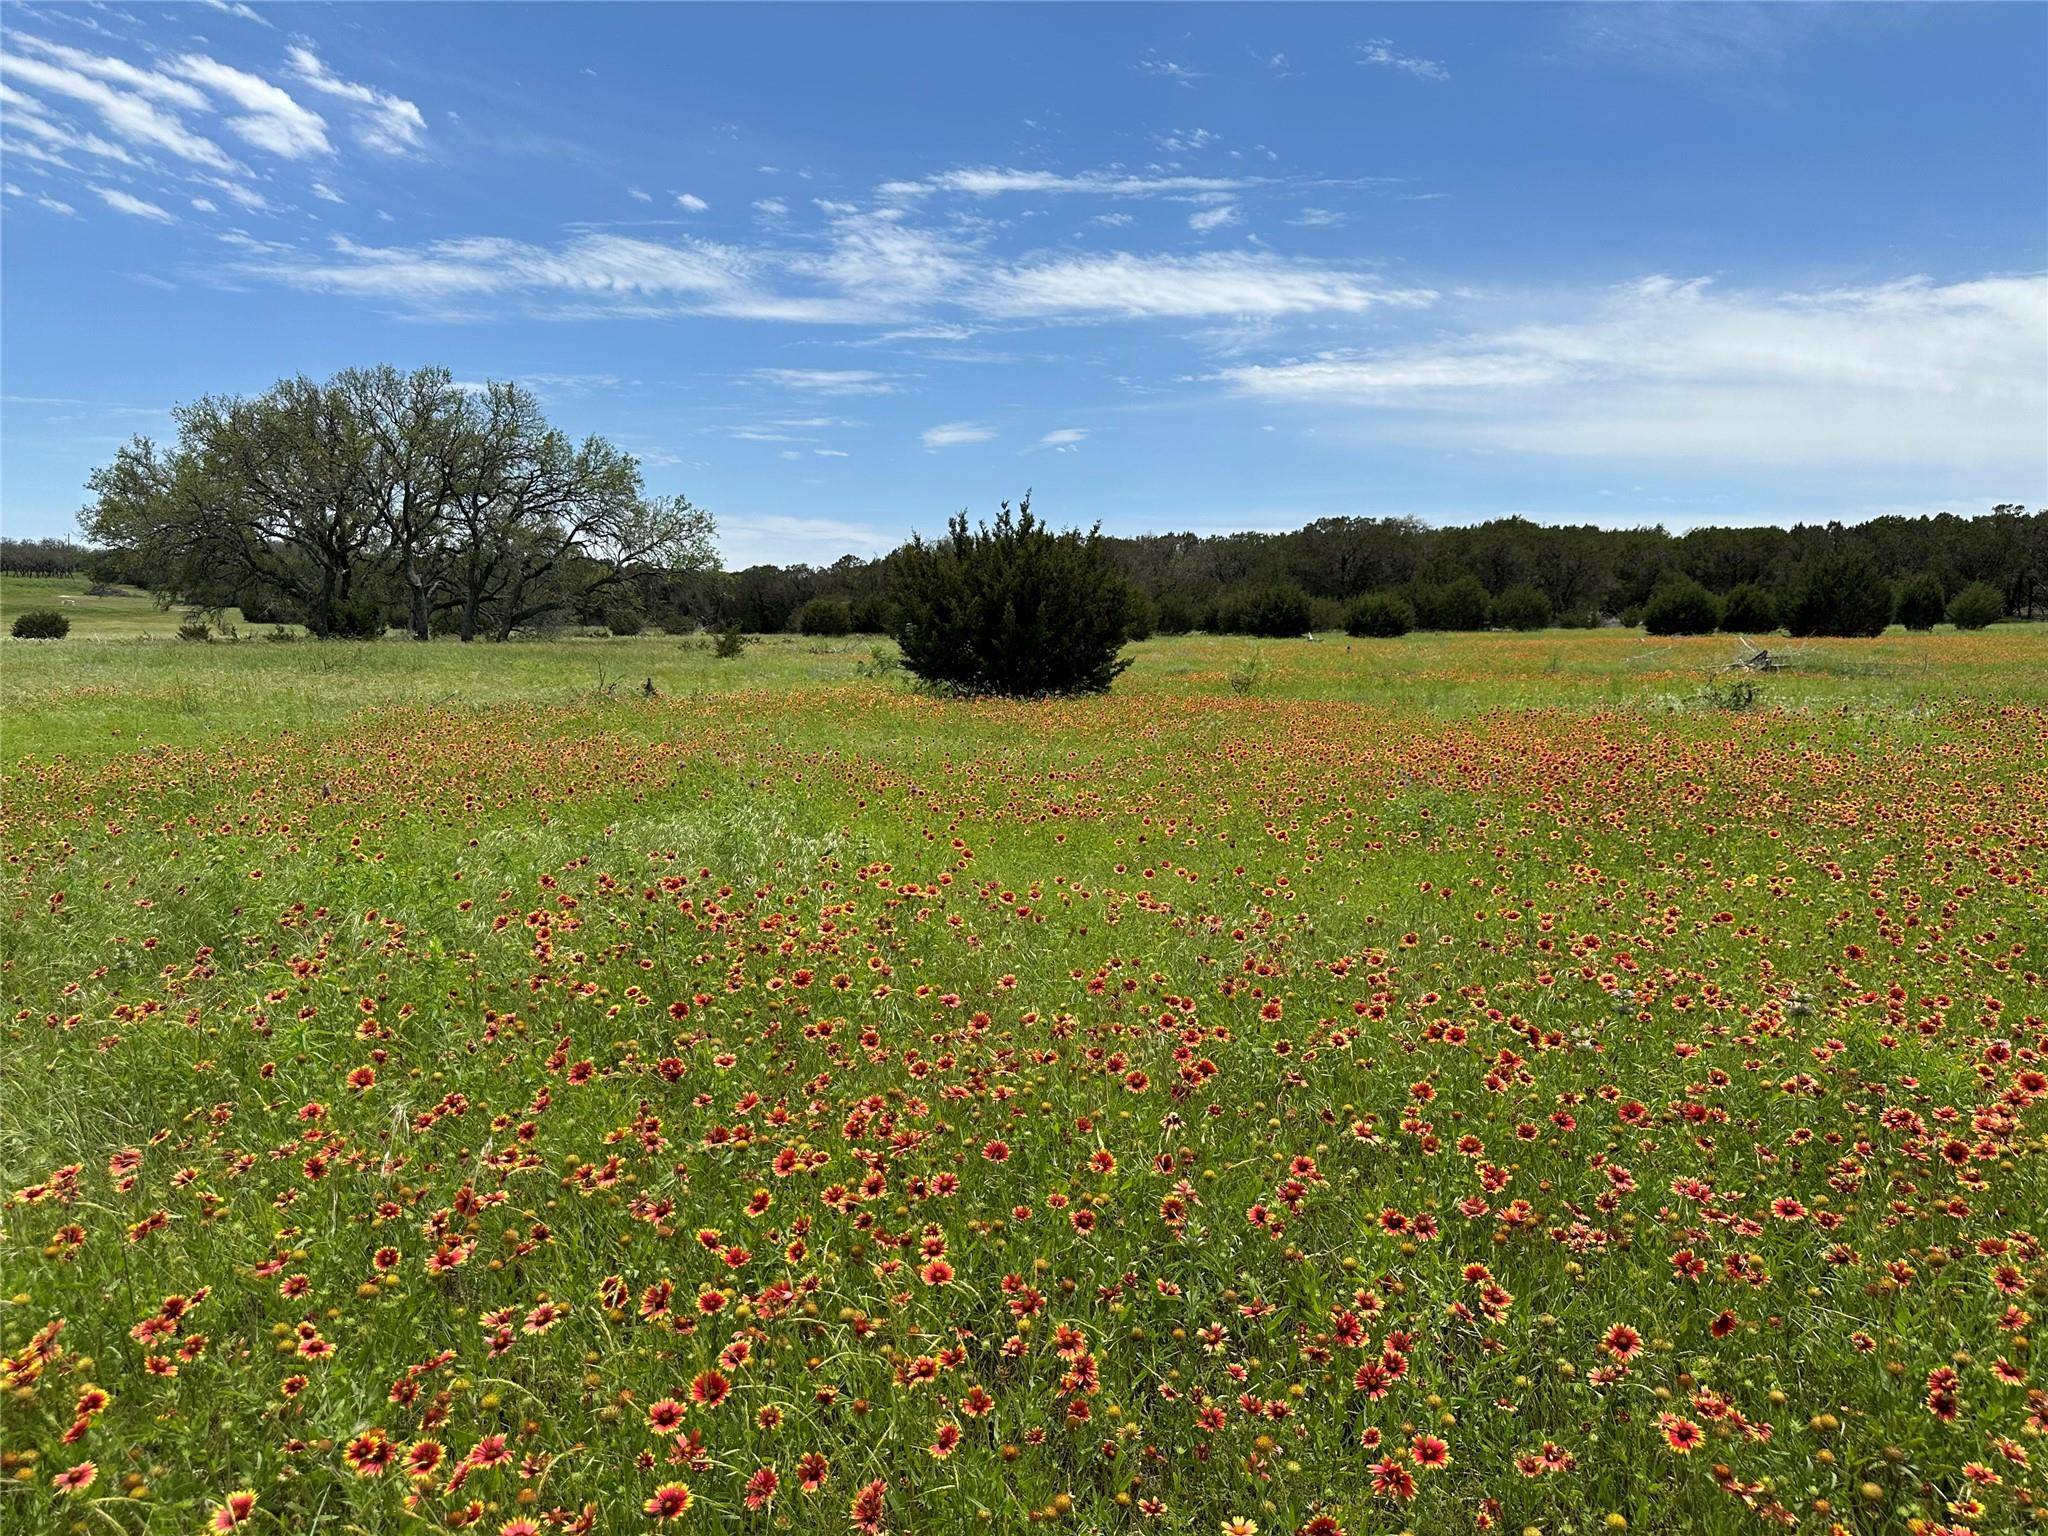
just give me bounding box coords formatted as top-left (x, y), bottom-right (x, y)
top-left (3, 629), bottom-right (2046, 1536)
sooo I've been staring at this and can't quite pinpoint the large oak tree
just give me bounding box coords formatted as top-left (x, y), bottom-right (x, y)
top-left (82, 367), bottom-right (716, 640)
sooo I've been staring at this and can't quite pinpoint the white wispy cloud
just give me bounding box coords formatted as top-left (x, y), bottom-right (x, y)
top-left (977, 252), bottom-right (1433, 320)
top-left (227, 213), bottom-right (1419, 327)
top-left (1219, 273), bottom-right (2048, 469)
top-left (1039, 428), bottom-right (1088, 451)
top-left (173, 53), bottom-right (329, 158)
top-left (675, 192), bottom-right (708, 211)
top-left (516, 371), bottom-right (624, 396)
top-left (200, 1), bottom-right (274, 27)
top-left (879, 166), bottom-right (1252, 199)
top-left (236, 231), bottom-right (762, 312)
top-left (0, 79), bottom-right (143, 165)
top-left (284, 45), bottom-right (424, 155)
top-left (203, 175), bottom-right (271, 212)
top-left (756, 368), bottom-right (898, 396)
top-left (1568, 4), bottom-right (1810, 73)
top-left (9, 34), bottom-right (209, 111)
top-left (2, 181), bottom-right (79, 215)
top-left (93, 185), bottom-right (174, 221)
top-left (1, 32), bottom-right (422, 221)
top-left (1357, 39), bottom-right (1450, 82)
top-left (1188, 203), bottom-right (1240, 233)
top-left (922, 421), bottom-right (997, 448)
top-left (231, 228), bottom-right (878, 323)
top-left (800, 206), bottom-right (973, 312)
top-left (1135, 51), bottom-right (1204, 86)
top-left (2, 38), bottom-right (236, 169)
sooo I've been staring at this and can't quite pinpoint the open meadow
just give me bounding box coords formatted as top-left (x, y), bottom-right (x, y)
top-left (0, 576), bottom-right (298, 646)
top-left (3, 627), bottom-right (2046, 1536)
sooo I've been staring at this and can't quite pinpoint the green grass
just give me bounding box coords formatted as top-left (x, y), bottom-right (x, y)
top-left (0, 573), bottom-right (300, 642)
top-left (5, 625), bottom-right (2043, 763)
top-left (2, 629), bottom-right (2045, 1535)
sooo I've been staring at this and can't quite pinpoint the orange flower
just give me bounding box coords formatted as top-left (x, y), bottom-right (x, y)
top-left (644, 1482), bottom-right (693, 1520)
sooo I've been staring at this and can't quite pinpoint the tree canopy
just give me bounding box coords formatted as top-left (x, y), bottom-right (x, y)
top-left (81, 366), bottom-right (715, 639)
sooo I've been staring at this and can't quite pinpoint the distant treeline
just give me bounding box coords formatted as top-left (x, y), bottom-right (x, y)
top-left (15, 505), bottom-right (2043, 638)
top-left (0, 537), bottom-right (127, 579)
top-left (643, 505), bottom-right (2046, 637)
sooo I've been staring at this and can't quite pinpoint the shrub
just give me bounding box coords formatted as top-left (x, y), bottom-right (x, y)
top-left (237, 590), bottom-right (296, 626)
top-left (1718, 583), bottom-right (1779, 634)
top-left (849, 595), bottom-right (894, 635)
top-left (796, 596), bottom-right (853, 637)
top-left (1123, 590), bottom-right (1157, 642)
top-left (1895, 572), bottom-right (1946, 632)
top-left (1490, 583), bottom-right (1553, 631)
top-left (1784, 546), bottom-right (1895, 638)
top-left (1218, 583), bottom-right (1314, 637)
top-left (890, 494), bottom-right (1136, 697)
top-left (853, 644), bottom-right (902, 680)
top-left (712, 622), bottom-right (749, 659)
top-left (1945, 581), bottom-right (2004, 630)
top-left (1153, 594), bottom-right (1196, 635)
top-left (1345, 591), bottom-right (1415, 638)
top-left (1226, 647), bottom-right (1267, 697)
top-left (176, 620), bottom-right (213, 643)
top-left (1411, 575), bottom-right (1491, 631)
top-left (1694, 676), bottom-right (1762, 712)
top-left (323, 596), bottom-right (386, 640)
top-left (11, 609), bottom-right (69, 639)
top-left (604, 586), bottom-right (649, 636)
top-left (1641, 576), bottom-right (1724, 636)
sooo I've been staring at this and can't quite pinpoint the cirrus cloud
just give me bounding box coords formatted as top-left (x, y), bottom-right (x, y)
top-left (921, 421), bottom-right (996, 448)
top-left (756, 368), bottom-right (899, 396)
top-left (172, 53), bottom-right (330, 159)
top-left (92, 185), bottom-right (174, 221)
top-left (283, 44), bottom-right (425, 156)
top-left (1221, 273), bottom-right (2048, 470)
top-left (977, 252), bottom-right (1432, 319)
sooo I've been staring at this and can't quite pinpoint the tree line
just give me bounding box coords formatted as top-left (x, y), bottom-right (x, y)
top-left (617, 504), bottom-right (2043, 639)
top-left (24, 363), bottom-right (2043, 640)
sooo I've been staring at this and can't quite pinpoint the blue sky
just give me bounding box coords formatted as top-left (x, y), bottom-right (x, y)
top-left (3, 2), bottom-right (2043, 566)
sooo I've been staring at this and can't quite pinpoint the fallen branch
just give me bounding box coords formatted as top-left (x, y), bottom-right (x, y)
top-left (1727, 637), bottom-right (1784, 672)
